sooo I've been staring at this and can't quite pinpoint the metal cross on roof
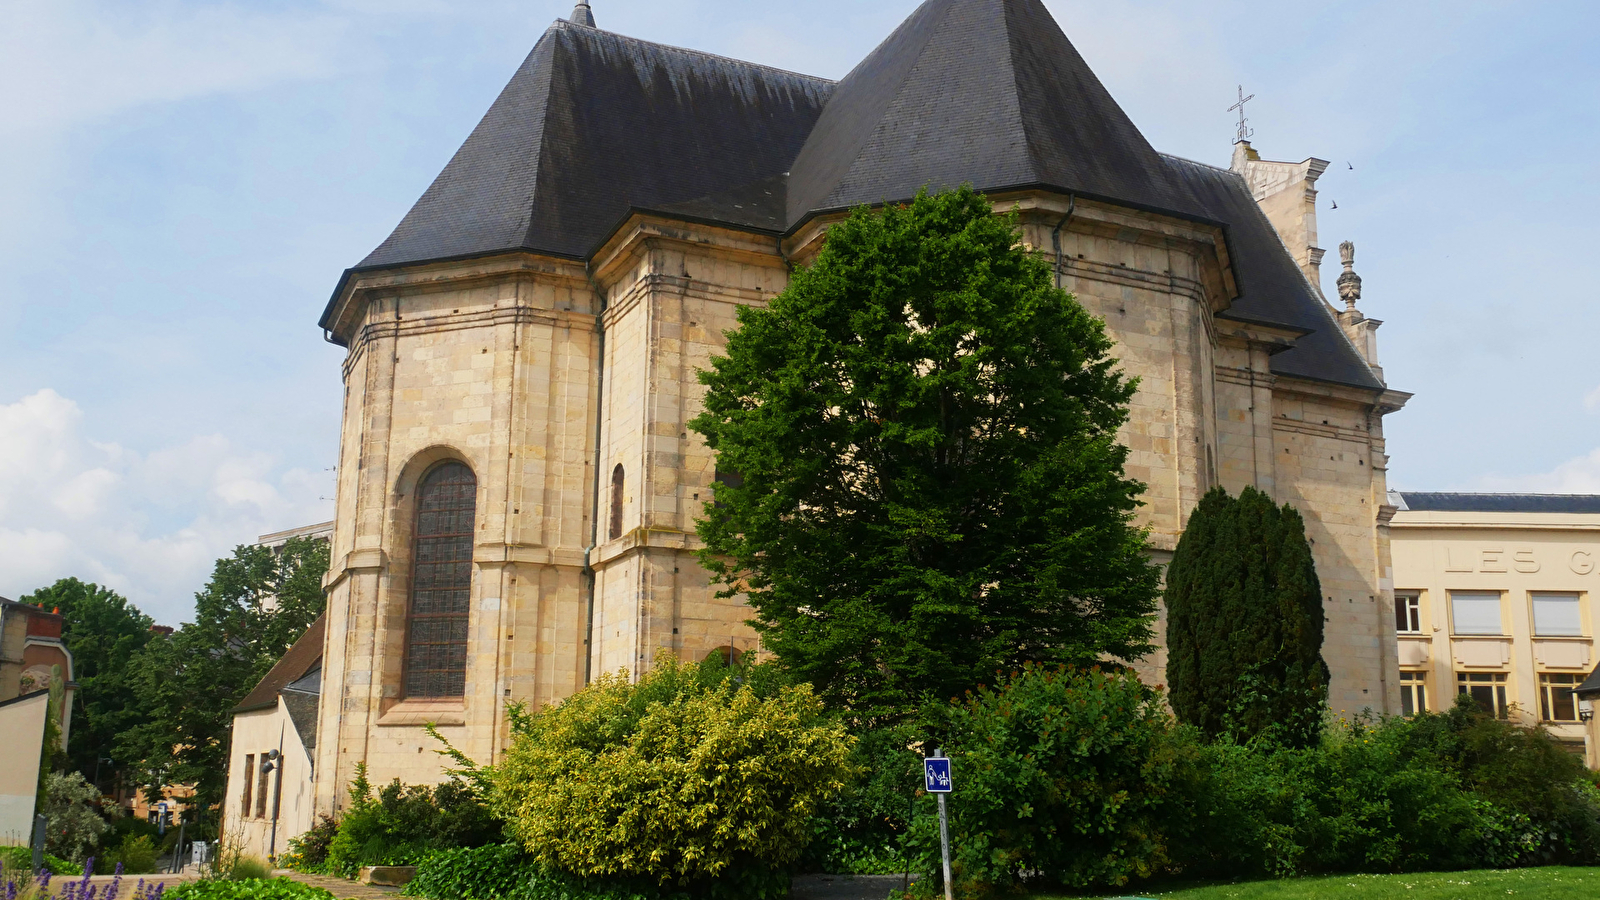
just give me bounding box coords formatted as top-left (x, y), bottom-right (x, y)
top-left (1229, 85), bottom-right (1255, 143)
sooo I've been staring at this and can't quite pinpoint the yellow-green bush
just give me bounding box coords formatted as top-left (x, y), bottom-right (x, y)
top-left (489, 656), bottom-right (853, 899)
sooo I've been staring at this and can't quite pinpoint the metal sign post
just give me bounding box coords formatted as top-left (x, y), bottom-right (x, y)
top-left (924, 750), bottom-right (954, 900)
top-left (32, 814), bottom-right (47, 874)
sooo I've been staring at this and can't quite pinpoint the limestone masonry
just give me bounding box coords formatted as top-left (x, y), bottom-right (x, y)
top-left (308, 0), bottom-right (1413, 815)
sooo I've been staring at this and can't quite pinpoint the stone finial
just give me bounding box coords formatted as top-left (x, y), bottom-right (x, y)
top-left (570, 2), bottom-right (595, 26)
top-left (1337, 240), bottom-right (1363, 311)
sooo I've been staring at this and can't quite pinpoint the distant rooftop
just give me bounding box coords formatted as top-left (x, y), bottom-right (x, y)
top-left (1391, 492), bottom-right (1600, 514)
top-left (256, 521), bottom-right (335, 548)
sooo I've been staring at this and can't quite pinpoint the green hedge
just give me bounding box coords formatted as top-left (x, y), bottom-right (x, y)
top-left (0, 846), bottom-right (77, 877)
top-left (165, 878), bottom-right (336, 900)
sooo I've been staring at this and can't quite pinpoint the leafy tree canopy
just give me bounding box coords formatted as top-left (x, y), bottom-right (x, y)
top-left (1164, 486), bottom-right (1330, 747)
top-left (20, 578), bottom-right (154, 789)
top-left (690, 186), bottom-right (1161, 723)
top-left (117, 535), bottom-right (329, 827)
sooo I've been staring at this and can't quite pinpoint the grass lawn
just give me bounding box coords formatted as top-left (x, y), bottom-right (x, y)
top-left (1044, 867), bottom-right (1600, 899)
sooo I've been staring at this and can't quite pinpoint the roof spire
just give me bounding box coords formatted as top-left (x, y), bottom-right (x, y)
top-left (569, 2), bottom-right (595, 26)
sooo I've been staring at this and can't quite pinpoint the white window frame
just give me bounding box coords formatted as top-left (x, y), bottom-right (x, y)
top-left (1395, 592), bottom-right (1423, 634)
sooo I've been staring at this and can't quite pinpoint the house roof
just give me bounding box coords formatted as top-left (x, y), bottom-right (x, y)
top-left (326, 0), bottom-right (1388, 392)
top-left (233, 615), bottom-right (325, 714)
top-left (1393, 492), bottom-right (1600, 515)
top-left (785, 0), bottom-right (1203, 225)
top-left (352, 20), bottom-right (832, 272)
top-left (1574, 667), bottom-right (1600, 699)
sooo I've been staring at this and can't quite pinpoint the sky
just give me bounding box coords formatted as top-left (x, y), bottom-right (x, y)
top-left (2, 0), bottom-right (1597, 624)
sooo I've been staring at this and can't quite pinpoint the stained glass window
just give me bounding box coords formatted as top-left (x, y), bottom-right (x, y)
top-left (405, 462), bottom-right (476, 698)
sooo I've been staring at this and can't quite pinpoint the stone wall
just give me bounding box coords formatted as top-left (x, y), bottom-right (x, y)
top-left (313, 192), bottom-right (1403, 815)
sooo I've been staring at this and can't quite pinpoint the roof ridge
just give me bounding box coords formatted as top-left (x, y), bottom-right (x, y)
top-left (550, 19), bottom-right (834, 85)
top-left (1159, 151), bottom-right (1240, 176)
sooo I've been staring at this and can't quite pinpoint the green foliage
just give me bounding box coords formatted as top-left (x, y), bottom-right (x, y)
top-left (801, 724), bottom-right (923, 875)
top-left (489, 655), bottom-right (854, 899)
top-left (97, 834), bottom-right (160, 875)
top-left (1170, 696), bottom-right (1600, 878)
top-left (166, 878), bottom-right (335, 900)
top-left (20, 578), bottom-right (154, 789)
top-left (910, 665), bottom-right (1185, 896)
top-left (0, 847), bottom-right (74, 877)
top-left (117, 536), bottom-right (329, 829)
top-left (1035, 867), bottom-right (1600, 900)
top-left (690, 186), bottom-right (1160, 722)
top-left (281, 816), bottom-right (338, 873)
top-left (323, 767), bottom-right (502, 878)
top-left (42, 771), bottom-right (111, 863)
top-left (405, 845), bottom-right (532, 900)
top-left (230, 858), bottom-right (273, 881)
top-left (1165, 486), bottom-right (1330, 748)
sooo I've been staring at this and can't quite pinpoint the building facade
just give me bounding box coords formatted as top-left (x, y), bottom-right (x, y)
top-left (223, 617), bottom-right (324, 863)
top-left (1390, 492), bottom-right (1600, 757)
top-left (310, 0), bottom-right (1410, 815)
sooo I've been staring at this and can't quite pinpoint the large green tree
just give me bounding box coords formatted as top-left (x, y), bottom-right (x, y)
top-left (20, 578), bottom-right (154, 790)
top-left (118, 536), bottom-right (329, 829)
top-left (690, 187), bottom-right (1161, 722)
top-left (1164, 486), bottom-right (1330, 747)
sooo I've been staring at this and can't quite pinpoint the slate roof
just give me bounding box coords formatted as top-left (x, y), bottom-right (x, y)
top-left (356, 20), bottom-right (832, 270)
top-left (1393, 492), bottom-right (1600, 515)
top-left (1575, 668), bottom-right (1600, 699)
top-left (328, 0), bottom-right (1388, 391)
top-left (234, 615), bottom-right (325, 714)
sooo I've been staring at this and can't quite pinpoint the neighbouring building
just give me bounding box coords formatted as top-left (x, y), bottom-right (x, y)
top-left (222, 616), bottom-right (324, 864)
top-left (1389, 492), bottom-right (1600, 759)
top-left (308, 0), bottom-right (1411, 815)
top-left (0, 598), bottom-right (75, 843)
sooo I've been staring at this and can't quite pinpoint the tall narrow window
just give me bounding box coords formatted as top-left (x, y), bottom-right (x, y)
top-left (1399, 671), bottom-right (1428, 716)
top-left (610, 465), bottom-right (625, 540)
top-left (255, 756), bottom-right (271, 818)
top-left (1458, 672), bottom-right (1510, 718)
top-left (1540, 673), bottom-right (1582, 721)
top-left (713, 466), bottom-right (744, 510)
top-left (405, 461), bottom-right (476, 699)
top-left (1395, 592), bottom-right (1422, 634)
top-left (241, 754), bottom-right (254, 818)
top-left (1533, 593), bottom-right (1583, 637)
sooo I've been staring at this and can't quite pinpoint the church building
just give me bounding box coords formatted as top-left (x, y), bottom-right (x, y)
top-left (310, 0), bottom-right (1412, 817)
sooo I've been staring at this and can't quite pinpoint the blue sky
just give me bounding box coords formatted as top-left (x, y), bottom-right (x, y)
top-left (2, 0), bottom-right (1596, 624)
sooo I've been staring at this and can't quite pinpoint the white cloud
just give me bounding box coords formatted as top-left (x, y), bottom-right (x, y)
top-left (0, 389), bottom-right (332, 624)
top-left (1584, 384), bottom-right (1600, 414)
top-left (1476, 448), bottom-right (1600, 494)
top-left (0, 0), bottom-right (347, 139)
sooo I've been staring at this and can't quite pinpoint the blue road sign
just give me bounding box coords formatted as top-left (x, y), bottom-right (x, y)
top-left (924, 756), bottom-right (953, 793)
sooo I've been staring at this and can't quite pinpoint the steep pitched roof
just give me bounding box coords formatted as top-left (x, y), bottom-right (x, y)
top-left (786, 0), bottom-right (1202, 225)
top-left (233, 615), bottom-right (325, 715)
top-left (353, 20), bottom-right (833, 274)
top-left (1163, 156), bottom-right (1385, 390)
top-left (330, 0), bottom-right (1388, 393)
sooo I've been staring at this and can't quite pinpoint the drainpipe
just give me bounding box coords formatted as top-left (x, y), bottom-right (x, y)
top-left (1050, 194), bottom-right (1077, 290)
top-left (582, 261), bottom-right (609, 685)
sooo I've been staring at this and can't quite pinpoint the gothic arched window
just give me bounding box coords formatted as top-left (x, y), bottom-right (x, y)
top-left (404, 461), bottom-right (476, 699)
top-left (610, 464), bottom-right (625, 540)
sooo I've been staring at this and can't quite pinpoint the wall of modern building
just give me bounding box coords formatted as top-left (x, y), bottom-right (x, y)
top-left (1389, 492), bottom-right (1600, 757)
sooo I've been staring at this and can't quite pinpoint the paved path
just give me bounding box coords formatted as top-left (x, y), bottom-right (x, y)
top-left (790, 874), bottom-right (910, 900)
top-left (281, 872), bottom-right (401, 900)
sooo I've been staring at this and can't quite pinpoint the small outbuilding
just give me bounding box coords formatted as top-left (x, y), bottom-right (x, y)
top-left (222, 615), bottom-right (324, 864)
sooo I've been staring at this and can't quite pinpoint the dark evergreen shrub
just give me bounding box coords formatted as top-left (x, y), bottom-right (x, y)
top-left (1165, 486), bottom-right (1330, 748)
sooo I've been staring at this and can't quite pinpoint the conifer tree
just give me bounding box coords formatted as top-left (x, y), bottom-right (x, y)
top-left (1164, 486), bottom-right (1330, 747)
top-left (690, 187), bottom-right (1161, 722)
